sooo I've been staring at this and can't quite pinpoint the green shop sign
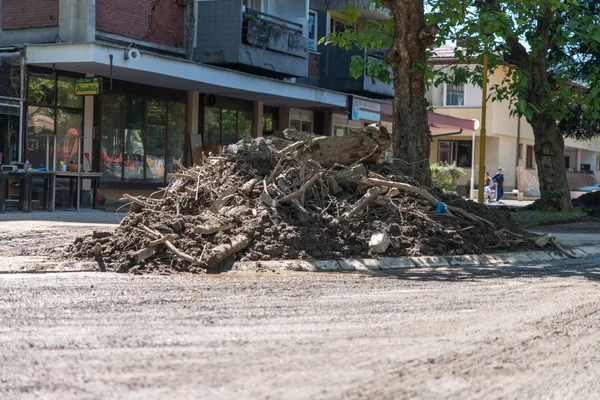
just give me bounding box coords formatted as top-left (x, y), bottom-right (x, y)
top-left (74, 77), bottom-right (103, 96)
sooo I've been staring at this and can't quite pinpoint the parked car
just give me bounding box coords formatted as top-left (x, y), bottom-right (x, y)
top-left (575, 184), bottom-right (600, 192)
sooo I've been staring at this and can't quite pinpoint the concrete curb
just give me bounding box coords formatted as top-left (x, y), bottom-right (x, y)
top-left (232, 245), bottom-right (600, 273)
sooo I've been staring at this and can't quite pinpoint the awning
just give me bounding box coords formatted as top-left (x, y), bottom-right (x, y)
top-left (381, 101), bottom-right (478, 131)
top-left (25, 43), bottom-right (349, 109)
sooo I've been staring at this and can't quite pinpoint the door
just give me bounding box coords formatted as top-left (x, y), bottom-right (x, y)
top-left (0, 108), bottom-right (19, 164)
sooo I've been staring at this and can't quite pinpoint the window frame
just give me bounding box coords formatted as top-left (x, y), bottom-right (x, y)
top-left (308, 10), bottom-right (318, 52)
top-left (437, 140), bottom-right (473, 168)
top-left (526, 145), bottom-right (534, 169)
top-left (443, 83), bottom-right (465, 107)
top-left (99, 94), bottom-right (186, 184)
top-left (27, 73), bottom-right (85, 170)
top-left (203, 107), bottom-right (253, 146)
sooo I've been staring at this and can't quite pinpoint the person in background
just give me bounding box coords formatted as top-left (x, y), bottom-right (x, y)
top-left (483, 172), bottom-right (493, 202)
top-left (492, 167), bottom-right (505, 203)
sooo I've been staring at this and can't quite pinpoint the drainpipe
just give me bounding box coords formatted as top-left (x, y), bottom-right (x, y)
top-left (515, 116), bottom-right (520, 189)
top-left (18, 51), bottom-right (25, 163)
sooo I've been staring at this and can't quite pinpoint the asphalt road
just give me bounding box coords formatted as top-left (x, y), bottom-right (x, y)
top-left (2, 258), bottom-right (600, 400)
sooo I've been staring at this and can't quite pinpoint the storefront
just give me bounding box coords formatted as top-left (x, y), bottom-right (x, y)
top-left (201, 94), bottom-right (253, 154)
top-left (96, 80), bottom-right (187, 187)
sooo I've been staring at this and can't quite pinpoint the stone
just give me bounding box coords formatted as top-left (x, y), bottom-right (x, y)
top-left (534, 234), bottom-right (551, 248)
top-left (369, 233), bottom-right (390, 253)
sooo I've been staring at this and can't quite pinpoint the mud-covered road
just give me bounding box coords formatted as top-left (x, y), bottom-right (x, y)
top-left (2, 262), bottom-right (600, 399)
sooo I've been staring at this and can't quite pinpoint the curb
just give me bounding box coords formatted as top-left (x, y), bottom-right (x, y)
top-left (232, 245), bottom-right (600, 273)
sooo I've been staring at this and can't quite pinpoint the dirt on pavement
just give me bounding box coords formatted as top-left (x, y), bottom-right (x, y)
top-left (2, 263), bottom-right (600, 400)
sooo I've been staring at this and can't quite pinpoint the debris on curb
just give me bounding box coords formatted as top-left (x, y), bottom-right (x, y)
top-left (66, 125), bottom-right (541, 274)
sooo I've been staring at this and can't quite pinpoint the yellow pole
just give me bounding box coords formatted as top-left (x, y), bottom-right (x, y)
top-left (477, 42), bottom-right (488, 204)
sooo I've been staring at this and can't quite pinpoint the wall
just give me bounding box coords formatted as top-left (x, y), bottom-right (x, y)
top-left (96, 0), bottom-right (185, 48)
top-left (425, 66), bottom-right (482, 108)
top-left (0, 0), bottom-right (58, 45)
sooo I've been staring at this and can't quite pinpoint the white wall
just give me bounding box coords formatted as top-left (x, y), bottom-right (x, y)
top-left (425, 66), bottom-right (482, 108)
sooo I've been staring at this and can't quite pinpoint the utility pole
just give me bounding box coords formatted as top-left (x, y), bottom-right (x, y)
top-left (477, 41), bottom-right (488, 204)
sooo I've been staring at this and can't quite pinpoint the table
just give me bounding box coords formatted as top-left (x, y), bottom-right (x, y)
top-left (0, 170), bottom-right (102, 213)
top-left (0, 170), bottom-right (55, 213)
top-left (54, 172), bottom-right (103, 211)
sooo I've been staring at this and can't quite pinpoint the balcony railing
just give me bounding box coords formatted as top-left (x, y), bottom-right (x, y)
top-left (242, 8), bottom-right (307, 58)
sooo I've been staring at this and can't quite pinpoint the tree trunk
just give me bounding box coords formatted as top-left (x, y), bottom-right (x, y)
top-left (530, 116), bottom-right (573, 211)
top-left (382, 0), bottom-right (433, 187)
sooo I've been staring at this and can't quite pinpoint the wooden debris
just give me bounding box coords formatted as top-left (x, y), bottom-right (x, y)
top-left (194, 222), bottom-right (236, 235)
top-left (205, 234), bottom-right (251, 269)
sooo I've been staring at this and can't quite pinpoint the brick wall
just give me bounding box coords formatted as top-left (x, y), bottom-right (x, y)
top-left (2, 0), bottom-right (59, 30)
top-left (96, 0), bottom-right (185, 48)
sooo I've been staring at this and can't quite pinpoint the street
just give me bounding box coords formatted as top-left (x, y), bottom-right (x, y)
top-left (2, 258), bottom-right (600, 399)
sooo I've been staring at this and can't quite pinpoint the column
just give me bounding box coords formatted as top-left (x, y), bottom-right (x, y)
top-left (252, 101), bottom-right (264, 138)
top-left (576, 148), bottom-right (582, 171)
top-left (278, 107), bottom-right (290, 131)
top-left (186, 91), bottom-right (200, 165)
top-left (82, 73), bottom-right (95, 193)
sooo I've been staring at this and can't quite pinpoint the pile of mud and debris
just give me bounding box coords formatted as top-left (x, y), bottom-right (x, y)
top-left (67, 124), bottom-right (546, 273)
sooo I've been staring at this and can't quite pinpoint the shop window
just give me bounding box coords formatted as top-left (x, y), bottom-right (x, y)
top-left (290, 108), bottom-right (313, 134)
top-left (100, 95), bottom-right (185, 183)
top-left (263, 114), bottom-right (273, 134)
top-left (526, 145), bottom-right (534, 168)
top-left (445, 83), bottom-right (465, 106)
top-left (203, 107), bottom-right (253, 146)
top-left (167, 102), bottom-right (186, 174)
top-left (438, 140), bottom-right (472, 168)
top-left (27, 75), bottom-right (84, 170)
top-left (124, 97), bottom-right (145, 181)
top-left (146, 99), bottom-right (167, 183)
top-left (308, 10), bottom-right (318, 51)
top-left (0, 54), bottom-right (20, 99)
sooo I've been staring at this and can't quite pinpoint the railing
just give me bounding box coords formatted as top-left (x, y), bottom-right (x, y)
top-left (243, 8), bottom-right (303, 35)
top-left (566, 170), bottom-right (596, 189)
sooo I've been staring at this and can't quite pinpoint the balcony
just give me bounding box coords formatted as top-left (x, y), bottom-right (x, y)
top-left (194, 0), bottom-right (308, 78)
top-left (319, 46), bottom-right (393, 99)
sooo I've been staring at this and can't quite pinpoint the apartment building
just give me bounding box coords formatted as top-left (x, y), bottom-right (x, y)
top-left (0, 0), bottom-right (479, 206)
top-left (0, 0), bottom-right (353, 203)
top-left (426, 46), bottom-right (600, 196)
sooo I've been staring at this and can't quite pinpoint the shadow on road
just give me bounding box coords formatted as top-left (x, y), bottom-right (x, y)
top-left (351, 260), bottom-right (600, 282)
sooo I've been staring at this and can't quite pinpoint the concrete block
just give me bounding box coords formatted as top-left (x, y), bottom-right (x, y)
top-left (447, 255), bottom-right (482, 266)
top-left (578, 246), bottom-right (600, 256)
top-left (338, 259), bottom-right (381, 271)
top-left (478, 254), bottom-right (506, 265)
top-left (280, 260), bottom-right (316, 271)
top-left (378, 258), bottom-right (415, 269)
top-left (571, 248), bottom-right (589, 258)
top-left (268, 27), bottom-right (289, 53)
top-left (526, 252), bottom-right (555, 262)
top-left (410, 256), bottom-right (449, 267)
top-left (311, 260), bottom-right (341, 271)
top-left (246, 22), bottom-right (270, 48)
top-left (369, 233), bottom-right (390, 253)
top-left (288, 34), bottom-right (308, 58)
top-left (500, 253), bottom-right (534, 264)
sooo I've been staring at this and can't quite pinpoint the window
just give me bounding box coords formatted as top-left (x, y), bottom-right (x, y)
top-left (100, 95), bottom-right (186, 183)
top-left (290, 108), bottom-right (313, 133)
top-left (445, 83), bottom-right (465, 106)
top-left (308, 10), bottom-right (318, 52)
top-left (243, 0), bottom-right (264, 12)
top-left (597, 155), bottom-right (600, 171)
top-left (0, 53), bottom-right (21, 99)
top-left (438, 140), bottom-right (472, 168)
top-left (330, 17), bottom-right (353, 34)
top-left (526, 145), bottom-right (534, 168)
top-left (565, 156), bottom-right (570, 169)
top-left (263, 114), bottom-right (273, 134)
top-left (203, 107), bottom-right (253, 146)
top-left (27, 75), bottom-right (84, 170)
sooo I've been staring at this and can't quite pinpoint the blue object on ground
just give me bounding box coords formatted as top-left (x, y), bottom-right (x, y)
top-left (435, 201), bottom-right (449, 214)
top-left (36, 168), bottom-right (47, 171)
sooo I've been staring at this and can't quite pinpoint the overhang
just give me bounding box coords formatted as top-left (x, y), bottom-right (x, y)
top-left (25, 43), bottom-right (349, 109)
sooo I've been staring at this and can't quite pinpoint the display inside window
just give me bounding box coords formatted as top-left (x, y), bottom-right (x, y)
top-left (438, 140), bottom-right (472, 167)
top-left (100, 95), bottom-right (186, 183)
top-left (445, 83), bottom-right (465, 106)
top-left (203, 107), bottom-right (253, 146)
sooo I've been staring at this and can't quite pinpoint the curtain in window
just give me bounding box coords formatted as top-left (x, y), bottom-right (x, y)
top-left (446, 84), bottom-right (465, 106)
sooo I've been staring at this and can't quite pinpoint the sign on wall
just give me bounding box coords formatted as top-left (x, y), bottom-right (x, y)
top-left (74, 77), bottom-right (103, 96)
top-left (351, 97), bottom-right (381, 122)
